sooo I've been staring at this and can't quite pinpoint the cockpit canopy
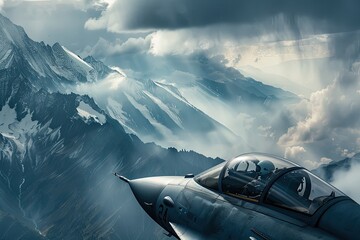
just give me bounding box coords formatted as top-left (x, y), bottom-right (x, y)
top-left (195, 153), bottom-right (344, 215)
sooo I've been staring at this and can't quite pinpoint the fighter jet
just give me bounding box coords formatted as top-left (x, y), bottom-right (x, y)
top-left (114, 153), bottom-right (360, 240)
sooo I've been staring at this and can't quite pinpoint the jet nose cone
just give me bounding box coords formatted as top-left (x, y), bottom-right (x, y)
top-left (129, 176), bottom-right (175, 219)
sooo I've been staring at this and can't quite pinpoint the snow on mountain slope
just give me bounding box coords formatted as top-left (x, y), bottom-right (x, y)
top-left (106, 97), bottom-right (136, 134)
top-left (178, 85), bottom-right (244, 135)
top-left (74, 72), bottom-right (246, 158)
top-left (76, 101), bottom-right (106, 125)
top-left (0, 14), bottom-right (28, 47)
top-left (154, 81), bottom-right (191, 105)
top-left (0, 49), bottom-right (13, 68)
top-left (0, 104), bottom-right (39, 145)
top-left (61, 46), bottom-right (97, 82)
top-left (143, 90), bottom-right (184, 128)
top-left (84, 55), bottom-right (117, 79)
top-left (63, 46), bottom-right (93, 72)
top-left (0, 14), bottom-right (109, 90)
top-left (71, 52), bottom-right (301, 158)
top-left (119, 54), bottom-right (301, 157)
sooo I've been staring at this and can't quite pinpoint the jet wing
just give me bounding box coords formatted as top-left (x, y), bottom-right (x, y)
top-left (169, 222), bottom-right (207, 240)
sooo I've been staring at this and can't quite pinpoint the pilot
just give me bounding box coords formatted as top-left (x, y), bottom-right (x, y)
top-left (242, 160), bottom-right (275, 197)
top-left (257, 160), bottom-right (275, 180)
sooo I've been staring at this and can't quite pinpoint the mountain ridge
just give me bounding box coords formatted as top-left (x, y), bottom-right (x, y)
top-left (0, 13), bottom-right (223, 239)
top-left (313, 153), bottom-right (360, 182)
top-left (0, 72), bottom-right (223, 239)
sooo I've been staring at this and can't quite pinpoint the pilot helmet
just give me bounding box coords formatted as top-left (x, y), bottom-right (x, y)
top-left (258, 160), bottom-right (275, 176)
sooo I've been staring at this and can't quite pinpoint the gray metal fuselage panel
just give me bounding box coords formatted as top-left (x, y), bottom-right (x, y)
top-left (157, 179), bottom-right (337, 240)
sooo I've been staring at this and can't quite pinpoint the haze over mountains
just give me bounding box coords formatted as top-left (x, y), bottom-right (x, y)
top-left (0, 14), bottom-right (225, 239)
top-left (1, 11), bottom-right (301, 159)
top-left (74, 52), bottom-right (299, 158)
top-left (1, 9), bottom-right (359, 239)
top-left (0, 13), bottom-right (301, 239)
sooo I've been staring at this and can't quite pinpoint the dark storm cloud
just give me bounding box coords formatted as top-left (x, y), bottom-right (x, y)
top-left (328, 31), bottom-right (360, 62)
top-left (106, 0), bottom-right (360, 32)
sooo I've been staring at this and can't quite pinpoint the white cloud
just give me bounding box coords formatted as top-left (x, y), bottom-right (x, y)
top-left (331, 163), bottom-right (360, 204)
top-left (257, 125), bottom-right (275, 139)
top-left (83, 4), bottom-right (321, 56)
top-left (340, 149), bottom-right (356, 158)
top-left (320, 157), bottom-right (332, 165)
top-left (84, 0), bottom-right (128, 32)
top-left (85, 35), bottom-right (151, 58)
top-left (279, 68), bottom-right (360, 148)
top-left (304, 157), bottom-right (332, 170)
top-left (149, 30), bottom-right (214, 56)
top-left (91, 28), bottom-right (230, 56)
top-left (85, 29), bottom-right (223, 57)
top-left (285, 146), bottom-right (306, 160)
top-left (283, 145), bottom-right (325, 169)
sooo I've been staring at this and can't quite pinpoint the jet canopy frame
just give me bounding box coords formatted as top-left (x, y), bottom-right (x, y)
top-left (195, 153), bottom-right (344, 215)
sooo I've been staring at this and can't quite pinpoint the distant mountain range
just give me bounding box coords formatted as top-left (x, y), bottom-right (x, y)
top-left (0, 13), bottom-right (298, 239)
top-left (74, 48), bottom-right (299, 158)
top-left (313, 153), bottom-right (360, 182)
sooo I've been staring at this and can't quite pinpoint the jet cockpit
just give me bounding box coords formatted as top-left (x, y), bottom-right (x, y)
top-left (195, 153), bottom-right (344, 215)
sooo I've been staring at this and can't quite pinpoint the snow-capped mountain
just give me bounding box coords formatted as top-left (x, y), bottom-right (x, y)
top-left (0, 14), bottom-right (106, 91)
top-left (0, 14), bottom-right (222, 239)
top-left (73, 53), bottom-right (298, 158)
top-left (0, 14), bottom-right (299, 159)
top-left (0, 84), bottom-right (221, 239)
top-left (83, 55), bottom-right (116, 79)
top-left (74, 71), bottom-right (247, 158)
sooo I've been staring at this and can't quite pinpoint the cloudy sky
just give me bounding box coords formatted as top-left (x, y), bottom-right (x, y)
top-left (1, 0), bottom-right (360, 171)
top-left (2, 0), bottom-right (359, 62)
top-left (1, 0), bottom-right (358, 86)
